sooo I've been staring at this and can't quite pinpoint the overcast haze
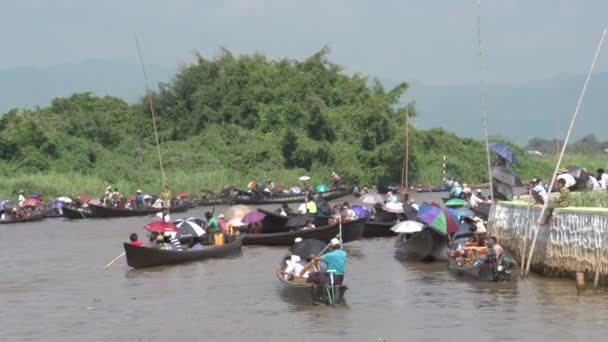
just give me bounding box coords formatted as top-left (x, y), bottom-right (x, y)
top-left (1, 0), bottom-right (607, 84)
top-left (0, 1), bottom-right (607, 144)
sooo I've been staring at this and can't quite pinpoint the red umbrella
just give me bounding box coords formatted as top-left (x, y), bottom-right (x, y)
top-left (21, 198), bottom-right (42, 207)
top-left (145, 221), bottom-right (179, 233)
top-left (78, 193), bottom-right (91, 203)
top-left (176, 192), bottom-right (191, 199)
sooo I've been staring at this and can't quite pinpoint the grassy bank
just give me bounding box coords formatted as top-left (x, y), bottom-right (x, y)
top-left (0, 168), bottom-right (316, 200)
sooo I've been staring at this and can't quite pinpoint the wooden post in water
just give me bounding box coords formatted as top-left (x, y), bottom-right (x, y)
top-left (405, 107), bottom-right (410, 189)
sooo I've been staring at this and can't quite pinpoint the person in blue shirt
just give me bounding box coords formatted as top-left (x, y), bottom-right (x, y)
top-left (307, 238), bottom-right (347, 304)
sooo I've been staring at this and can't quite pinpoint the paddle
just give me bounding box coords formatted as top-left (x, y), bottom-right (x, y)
top-left (103, 252), bottom-right (126, 269)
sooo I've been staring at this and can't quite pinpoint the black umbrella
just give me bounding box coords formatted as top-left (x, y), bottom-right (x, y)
top-left (491, 165), bottom-right (523, 187)
top-left (285, 214), bottom-right (315, 228)
top-left (402, 203), bottom-right (419, 220)
top-left (493, 182), bottom-right (514, 201)
top-left (472, 203), bottom-right (492, 221)
top-left (290, 239), bottom-right (327, 260)
top-left (567, 165), bottom-right (589, 183)
top-left (174, 218), bottom-right (206, 240)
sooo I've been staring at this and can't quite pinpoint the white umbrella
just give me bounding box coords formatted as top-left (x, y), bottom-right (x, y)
top-left (360, 192), bottom-right (384, 204)
top-left (224, 205), bottom-right (254, 220)
top-left (228, 217), bottom-right (245, 227)
top-left (57, 196), bottom-right (72, 203)
top-left (299, 175), bottom-right (311, 181)
top-left (391, 220), bottom-right (424, 233)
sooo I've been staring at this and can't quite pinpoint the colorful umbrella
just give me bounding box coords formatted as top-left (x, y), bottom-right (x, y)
top-left (21, 198), bottom-right (42, 207)
top-left (242, 211), bottom-right (266, 224)
top-left (490, 143), bottom-right (518, 164)
top-left (145, 220), bottom-right (179, 233)
top-left (247, 181), bottom-right (257, 189)
top-left (315, 184), bottom-right (329, 193)
top-left (416, 205), bottom-right (459, 236)
top-left (390, 220), bottom-right (425, 233)
top-left (176, 192), bottom-right (191, 199)
top-left (444, 198), bottom-right (466, 208)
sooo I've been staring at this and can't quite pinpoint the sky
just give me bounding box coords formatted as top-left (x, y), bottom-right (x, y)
top-left (1, 0), bottom-right (607, 86)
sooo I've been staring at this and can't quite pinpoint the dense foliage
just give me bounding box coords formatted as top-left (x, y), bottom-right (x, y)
top-left (0, 48), bottom-right (562, 198)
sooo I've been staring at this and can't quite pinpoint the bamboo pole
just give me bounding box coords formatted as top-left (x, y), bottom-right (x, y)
top-left (405, 107), bottom-right (410, 189)
top-left (476, 0), bottom-right (494, 202)
top-left (520, 189), bottom-right (533, 273)
top-left (135, 36), bottom-right (168, 195)
top-left (525, 28), bottom-right (607, 277)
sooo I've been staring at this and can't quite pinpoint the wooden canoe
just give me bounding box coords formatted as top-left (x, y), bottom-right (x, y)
top-left (62, 207), bottom-right (94, 219)
top-left (242, 218), bottom-right (366, 246)
top-left (362, 220), bottom-right (397, 238)
top-left (123, 235), bottom-right (244, 269)
top-left (88, 203), bottom-right (190, 218)
top-left (233, 187), bottom-right (352, 205)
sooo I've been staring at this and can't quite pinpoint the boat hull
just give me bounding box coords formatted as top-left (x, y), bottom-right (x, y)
top-left (363, 220), bottom-right (397, 238)
top-left (88, 203), bottom-right (190, 218)
top-left (394, 229), bottom-right (448, 261)
top-left (234, 187), bottom-right (352, 205)
top-left (447, 252), bottom-right (519, 281)
top-left (0, 213), bottom-right (45, 224)
top-left (62, 207), bottom-right (94, 219)
top-left (243, 218), bottom-right (366, 246)
top-left (123, 235), bottom-right (243, 268)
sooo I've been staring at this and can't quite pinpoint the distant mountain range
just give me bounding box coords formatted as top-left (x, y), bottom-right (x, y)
top-left (405, 72), bottom-right (608, 145)
top-left (1, 60), bottom-right (606, 145)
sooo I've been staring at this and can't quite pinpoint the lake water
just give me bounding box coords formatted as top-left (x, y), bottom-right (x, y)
top-left (2, 194), bottom-right (608, 341)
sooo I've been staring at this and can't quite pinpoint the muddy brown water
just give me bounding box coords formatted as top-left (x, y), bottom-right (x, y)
top-left (2, 193), bottom-right (608, 341)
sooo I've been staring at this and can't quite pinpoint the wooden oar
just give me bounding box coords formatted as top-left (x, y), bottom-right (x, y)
top-left (103, 252), bottom-right (126, 269)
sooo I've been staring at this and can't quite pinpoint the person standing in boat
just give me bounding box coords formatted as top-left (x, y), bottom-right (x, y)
top-left (156, 207), bottom-right (171, 222)
top-left (308, 238), bottom-right (347, 304)
top-left (160, 186), bottom-right (172, 208)
top-left (331, 172), bottom-right (341, 189)
top-left (18, 190), bottom-right (26, 207)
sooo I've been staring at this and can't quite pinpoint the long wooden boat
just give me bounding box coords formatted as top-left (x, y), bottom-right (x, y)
top-left (275, 253), bottom-right (348, 304)
top-left (62, 206), bottom-right (94, 219)
top-left (447, 251), bottom-right (518, 281)
top-left (123, 235), bottom-right (244, 268)
top-left (88, 203), bottom-right (190, 218)
top-left (233, 187), bottom-right (352, 205)
top-left (363, 220), bottom-right (397, 238)
top-left (0, 212), bottom-right (45, 224)
top-left (243, 218), bottom-right (365, 246)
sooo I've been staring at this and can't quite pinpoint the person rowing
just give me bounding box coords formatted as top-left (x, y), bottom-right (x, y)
top-left (307, 238), bottom-right (347, 304)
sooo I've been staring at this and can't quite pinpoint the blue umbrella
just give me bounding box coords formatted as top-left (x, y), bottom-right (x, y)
top-left (490, 143), bottom-right (518, 164)
top-left (351, 205), bottom-right (372, 219)
top-left (448, 208), bottom-right (475, 220)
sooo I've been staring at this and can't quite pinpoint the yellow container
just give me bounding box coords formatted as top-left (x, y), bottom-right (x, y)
top-left (214, 234), bottom-right (225, 246)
